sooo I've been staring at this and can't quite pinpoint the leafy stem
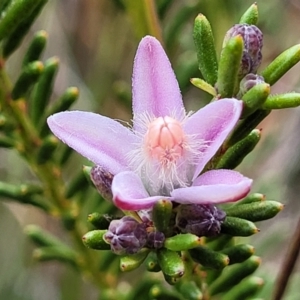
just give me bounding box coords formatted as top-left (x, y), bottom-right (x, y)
top-left (0, 61), bottom-right (115, 291)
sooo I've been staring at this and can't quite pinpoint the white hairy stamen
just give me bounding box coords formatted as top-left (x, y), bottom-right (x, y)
top-left (128, 113), bottom-right (207, 196)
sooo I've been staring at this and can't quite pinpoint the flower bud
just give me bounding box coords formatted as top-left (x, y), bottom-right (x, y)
top-left (224, 24), bottom-right (263, 77)
top-left (238, 73), bottom-right (265, 97)
top-left (90, 165), bottom-right (113, 200)
top-left (104, 216), bottom-right (147, 255)
top-left (147, 231), bottom-right (165, 249)
top-left (176, 204), bottom-right (226, 237)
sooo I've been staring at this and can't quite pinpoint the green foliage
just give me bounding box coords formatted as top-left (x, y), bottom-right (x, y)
top-left (2, 0), bottom-right (48, 58)
top-left (224, 200), bottom-right (284, 221)
top-left (157, 248), bottom-right (185, 279)
top-left (239, 3), bottom-right (259, 25)
top-left (225, 109), bottom-right (270, 148)
top-left (216, 35), bottom-right (243, 97)
top-left (216, 129), bottom-right (261, 169)
top-left (120, 249), bottom-right (150, 272)
top-left (193, 14), bottom-right (218, 85)
top-left (82, 230), bottom-right (110, 250)
top-left (208, 256), bottom-right (261, 295)
top-left (152, 199), bottom-right (173, 234)
top-left (164, 234), bottom-right (201, 251)
top-left (22, 30), bottom-right (48, 66)
top-left (221, 216), bottom-right (259, 236)
top-left (0, 0), bottom-right (47, 42)
top-left (263, 92), bottom-right (300, 109)
top-left (221, 244), bottom-right (255, 264)
top-left (30, 57), bottom-right (59, 125)
top-left (11, 61), bottom-right (44, 100)
top-left (241, 82), bottom-right (270, 117)
top-left (189, 245), bottom-right (229, 269)
top-left (261, 44), bottom-right (300, 85)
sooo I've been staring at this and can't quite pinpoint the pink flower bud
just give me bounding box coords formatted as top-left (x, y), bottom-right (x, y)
top-left (176, 204), bottom-right (226, 237)
top-left (224, 24), bottom-right (263, 77)
top-left (91, 165), bottom-right (114, 201)
top-left (104, 216), bottom-right (147, 255)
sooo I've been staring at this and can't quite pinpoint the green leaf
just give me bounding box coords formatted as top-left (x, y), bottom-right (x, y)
top-left (225, 109), bottom-right (270, 148)
top-left (0, 0), bottom-right (45, 42)
top-left (30, 56), bottom-right (59, 125)
top-left (239, 3), bottom-right (259, 25)
top-left (2, 0), bottom-right (48, 58)
top-left (234, 192), bottom-right (265, 206)
top-left (22, 30), bottom-right (48, 67)
top-left (152, 199), bottom-right (173, 234)
top-left (87, 212), bottom-right (112, 230)
top-left (120, 248), bottom-right (150, 272)
top-left (178, 281), bottom-right (203, 300)
top-left (205, 234), bottom-right (233, 251)
top-left (189, 246), bottom-right (229, 269)
top-left (157, 248), bottom-right (185, 278)
top-left (25, 224), bottom-right (70, 248)
top-left (0, 182), bottom-right (49, 210)
top-left (206, 269), bottom-right (223, 285)
top-left (241, 83), bottom-right (270, 118)
top-left (11, 61), bottom-right (43, 100)
top-left (208, 256), bottom-right (261, 295)
top-left (127, 278), bottom-right (161, 300)
top-left (221, 216), bottom-right (259, 236)
top-left (0, 0), bottom-right (11, 13)
top-left (262, 92), bottom-right (300, 109)
top-left (193, 14), bottom-right (218, 85)
top-left (82, 229), bottom-right (110, 250)
top-left (222, 276), bottom-right (264, 300)
top-left (216, 35), bottom-right (243, 97)
top-left (190, 77), bottom-right (217, 96)
top-left (216, 129), bottom-right (261, 169)
top-left (146, 252), bottom-right (161, 272)
top-left (33, 246), bottom-right (79, 268)
top-left (164, 233), bottom-right (201, 251)
top-left (224, 200), bottom-right (284, 222)
top-left (149, 284), bottom-right (184, 300)
top-left (221, 244), bottom-right (255, 264)
top-left (36, 134), bottom-right (58, 164)
top-left (261, 44), bottom-right (300, 85)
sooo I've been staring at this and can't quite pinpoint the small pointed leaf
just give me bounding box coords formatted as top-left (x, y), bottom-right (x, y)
top-left (193, 14), bottom-right (218, 85)
top-left (221, 216), bottom-right (259, 236)
top-left (120, 248), bottom-right (150, 272)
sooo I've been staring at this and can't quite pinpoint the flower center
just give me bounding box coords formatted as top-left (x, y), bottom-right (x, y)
top-left (144, 116), bottom-right (185, 166)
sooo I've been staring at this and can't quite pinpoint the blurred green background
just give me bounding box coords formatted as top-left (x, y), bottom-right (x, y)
top-left (1, 0), bottom-right (300, 299)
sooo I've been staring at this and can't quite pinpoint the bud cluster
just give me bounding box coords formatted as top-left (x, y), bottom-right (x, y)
top-left (176, 204), bottom-right (226, 237)
top-left (104, 216), bottom-right (165, 255)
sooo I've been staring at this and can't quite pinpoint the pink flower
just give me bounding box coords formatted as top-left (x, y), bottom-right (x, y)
top-left (47, 36), bottom-right (252, 211)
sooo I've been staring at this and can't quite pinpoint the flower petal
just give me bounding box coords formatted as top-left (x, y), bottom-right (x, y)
top-left (184, 99), bottom-right (243, 180)
top-left (171, 169), bottom-right (252, 204)
top-left (112, 171), bottom-right (171, 210)
top-left (47, 111), bottom-right (138, 174)
top-left (132, 36), bottom-right (185, 131)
